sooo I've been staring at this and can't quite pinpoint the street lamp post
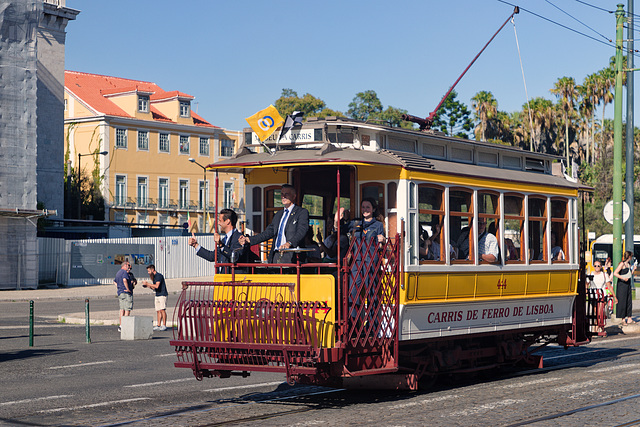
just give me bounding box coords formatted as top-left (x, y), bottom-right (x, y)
top-left (188, 158), bottom-right (208, 233)
top-left (77, 151), bottom-right (108, 219)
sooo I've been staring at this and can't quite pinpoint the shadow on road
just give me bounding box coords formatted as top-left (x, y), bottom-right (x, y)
top-left (0, 348), bottom-right (75, 363)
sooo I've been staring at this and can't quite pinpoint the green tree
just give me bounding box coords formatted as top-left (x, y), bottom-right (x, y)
top-left (596, 67), bottom-right (615, 159)
top-left (373, 106), bottom-right (414, 129)
top-left (347, 90), bottom-right (383, 121)
top-left (274, 89), bottom-right (326, 117)
top-left (523, 97), bottom-right (555, 153)
top-left (431, 90), bottom-right (473, 138)
top-left (550, 76), bottom-right (578, 171)
top-left (471, 91), bottom-right (498, 141)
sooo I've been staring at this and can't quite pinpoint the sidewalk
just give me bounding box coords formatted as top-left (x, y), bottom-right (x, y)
top-left (0, 277), bottom-right (215, 327)
top-left (2, 279), bottom-right (640, 328)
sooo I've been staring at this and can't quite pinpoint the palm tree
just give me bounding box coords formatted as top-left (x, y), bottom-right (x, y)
top-left (578, 73), bottom-right (598, 164)
top-left (471, 91), bottom-right (497, 141)
top-left (550, 77), bottom-right (578, 171)
top-left (523, 97), bottom-right (554, 153)
top-left (596, 67), bottom-right (615, 162)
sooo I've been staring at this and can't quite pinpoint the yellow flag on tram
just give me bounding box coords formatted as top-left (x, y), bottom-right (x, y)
top-left (245, 105), bottom-right (284, 142)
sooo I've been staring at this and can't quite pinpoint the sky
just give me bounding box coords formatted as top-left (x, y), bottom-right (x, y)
top-left (64, 0), bottom-right (636, 133)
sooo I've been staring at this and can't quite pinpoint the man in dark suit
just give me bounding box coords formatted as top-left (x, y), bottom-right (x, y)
top-left (239, 184), bottom-right (309, 264)
top-left (189, 208), bottom-right (247, 273)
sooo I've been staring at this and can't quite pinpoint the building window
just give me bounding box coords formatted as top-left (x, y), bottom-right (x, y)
top-left (199, 137), bottom-right (209, 156)
top-left (137, 177), bottom-right (148, 207)
top-left (159, 133), bottom-right (170, 153)
top-left (179, 135), bottom-right (189, 154)
top-left (64, 98), bottom-right (67, 111)
top-left (137, 212), bottom-right (148, 226)
top-left (180, 101), bottom-right (190, 117)
top-left (114, 212), bottom-right (126, 222)
top-left (138, 95), bottom-right (149, 113)
top-left (199, 181), bottom-right (208, 210)
top-left (138, 130), bottom-right (149, 151)
top-left (179, 180), bottom-right (189, 209)
top-left (158, 214), bottom-right (168, 225)
top-left (220, 139), bottom-right (234, 157)
top-left (116, 129), bottom-right (127, 149)
top-left (115, 175), bottom-right (126, 206)
top-left (224, 182), bottom-right (233, 208)
top-left (158, 178), bottom-right (169, 208)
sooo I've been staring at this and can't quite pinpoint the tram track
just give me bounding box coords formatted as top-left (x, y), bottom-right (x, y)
top-left (97, 347), bottom-right (640, 426)
top-left (503, 392), bottom-right (640, 427)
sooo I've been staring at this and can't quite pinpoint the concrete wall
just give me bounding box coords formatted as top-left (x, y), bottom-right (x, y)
top-left (0, 0), bottom-right (77, 289)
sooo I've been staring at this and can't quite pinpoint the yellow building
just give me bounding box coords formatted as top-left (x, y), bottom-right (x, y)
top-left (64, 71), bottom-right (244, 232)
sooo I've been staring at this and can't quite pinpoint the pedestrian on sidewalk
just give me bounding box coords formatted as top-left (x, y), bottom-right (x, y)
top-left (614, 250), bottom-right (636, 326)
top-left (142, 264), bottom-right (168, 331)
top-left (114, 261), bottom-right (133, 331)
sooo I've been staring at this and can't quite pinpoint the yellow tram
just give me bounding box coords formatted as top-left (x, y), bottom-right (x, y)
top-left (171, 117), bottom-right (591, 389)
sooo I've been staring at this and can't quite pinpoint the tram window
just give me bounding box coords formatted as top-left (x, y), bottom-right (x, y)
top-left (504, 194), bottom-right (524, 263)
top-left (303, 194), bottom-right (323, 217)
top-left (528, 197), bottom-right (547, 262)
top-left (418, 185), bottom-right (445, 263)
top-left (450, 189), bottom-right (473, 263)
top-left (252, 187), bottom-right (262, 211)
top-left (478, 191), bottom-right (500, 264)
top-left (551, 198), bottom-right (568, 262)
top-left (388, 182), bottom-right (397, 209)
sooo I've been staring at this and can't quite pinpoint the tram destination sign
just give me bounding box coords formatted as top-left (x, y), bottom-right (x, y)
top-left (251, 128), bottom-right (321, 145)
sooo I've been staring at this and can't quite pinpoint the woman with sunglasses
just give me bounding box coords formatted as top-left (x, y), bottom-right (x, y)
top-left (589, 262), bottom-right (616, 334)
top-left (614, 251), bottom-right (636, 326)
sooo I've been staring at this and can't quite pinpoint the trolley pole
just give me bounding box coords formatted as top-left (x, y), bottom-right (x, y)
top-left (85, 299), bottom-right (91, 344)
top-left (612, 4), bottom-right (625, 301)
top-left (29, 300), bottom-right (34, 347)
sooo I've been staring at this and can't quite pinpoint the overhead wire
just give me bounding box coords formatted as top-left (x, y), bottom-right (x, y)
top-left (496, 0), bottom-right (640, 60)
top-left (544, 0), bottom-right (612, 42)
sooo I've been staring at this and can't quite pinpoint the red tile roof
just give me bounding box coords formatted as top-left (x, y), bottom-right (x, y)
top-left (65, 71), bottom-right (218, 128)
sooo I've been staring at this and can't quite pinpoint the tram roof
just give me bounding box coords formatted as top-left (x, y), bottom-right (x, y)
top-left (207, 143), bottom-right (587, 190)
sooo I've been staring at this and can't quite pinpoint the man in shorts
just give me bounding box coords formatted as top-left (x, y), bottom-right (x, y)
top-left (114, 261), bottom-right (133, 331)
top-left (142, 264), bottom-right (168, 331)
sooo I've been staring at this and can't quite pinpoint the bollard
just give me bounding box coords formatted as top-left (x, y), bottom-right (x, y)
top-left (85, 298), bottom-right (91, 344)
top-left (29, 300), bottom-right (34, 347)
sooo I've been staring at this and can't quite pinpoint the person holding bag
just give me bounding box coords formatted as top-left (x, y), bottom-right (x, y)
top-left (614, 250), bottom-right (636, 325)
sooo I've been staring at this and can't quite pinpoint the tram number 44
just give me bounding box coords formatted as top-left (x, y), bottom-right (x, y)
top-left (496, 278), bottom-right (507, 289)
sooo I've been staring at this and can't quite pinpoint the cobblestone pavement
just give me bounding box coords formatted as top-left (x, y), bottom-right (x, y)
top-left (2, 331), bottom-right (639, 426)
top-left (2, 284), bottom-right (640, 426)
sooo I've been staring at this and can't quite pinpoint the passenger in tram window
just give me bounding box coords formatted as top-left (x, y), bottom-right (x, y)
top-left (238, 184), bottom-right (309, 264)
top-left (550, 231), bottom-right (565, 261)
top-left (418, 224), bottom-right (432, 261)
top-left (303, 228), bottom-right (323, 263)
top-left (478, 218), bottom-right (499, 263)
top-left (317, 208), bottom-right (350, 262)
top-left (455, 225), bottom-right (471, 260)
top-left (347, 198), bottom-right (385, 321)
top-left (505, 238), bottom-right (519, 260)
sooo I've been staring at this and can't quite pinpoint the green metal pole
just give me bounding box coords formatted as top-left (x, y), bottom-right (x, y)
top-left (85, 298), bottom-right (91, 344)
top-left (29, 300), bottom-right (34, 347)
top-left (613, 4), bottom-right (625, 306)
top-left (625, 0), bottom-right (635, 261)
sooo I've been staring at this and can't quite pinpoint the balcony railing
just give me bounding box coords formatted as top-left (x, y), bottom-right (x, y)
top-left (107, 197), bottom-right (244, 215)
